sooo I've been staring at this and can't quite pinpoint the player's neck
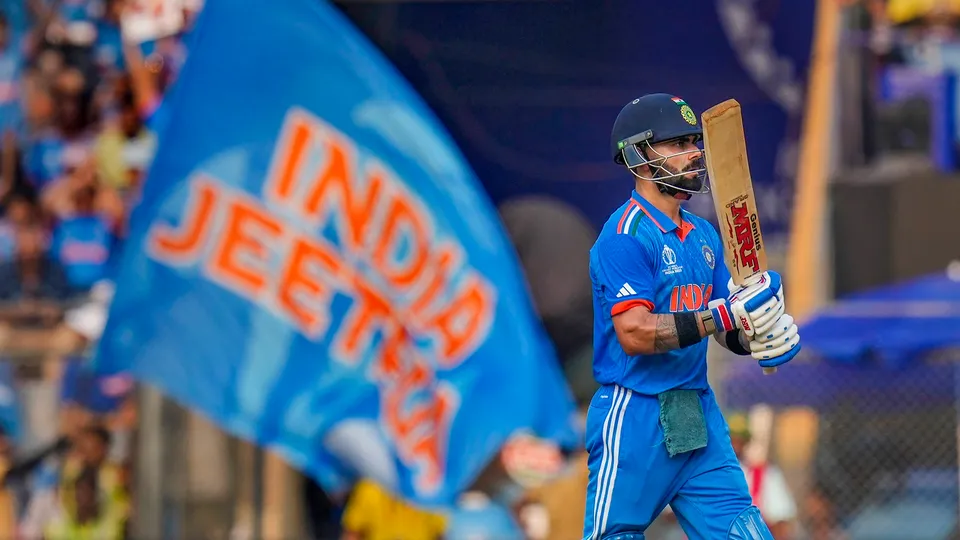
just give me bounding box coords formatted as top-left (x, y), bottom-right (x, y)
top-left (636, 181), bottom-right (683, 226)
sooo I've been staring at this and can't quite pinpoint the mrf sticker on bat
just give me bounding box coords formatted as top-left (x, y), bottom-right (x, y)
top-left (723, 194), bottom-right (762, 275)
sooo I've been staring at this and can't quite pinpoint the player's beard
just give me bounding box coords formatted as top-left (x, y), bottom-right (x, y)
top-left (655, 157), bottom-right (705, 193)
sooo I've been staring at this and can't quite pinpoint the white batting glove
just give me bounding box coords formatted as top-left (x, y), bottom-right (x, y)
top-left (720, 271), bottom-right (785, 338)
top-left (749, 312), bottom-right (802, 367)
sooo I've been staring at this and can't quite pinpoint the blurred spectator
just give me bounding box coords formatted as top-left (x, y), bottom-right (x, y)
top-left (93, 0), bottom-right (126, 79)
top-left (728, 413), bottom-right (798, 540)
top-left (94, 78), bottom-right (155, 194)
top-left (42, 463), bottom-right (124, 539)
top-left (0, 12), bottom-right (25, 135)
top-left (61, 358), bottom-right (125, 413)
top-left (0, 224), bottom-right (72, 303)
top-left (51, 278), bottom-right (114, 355)
top-left (0, 194), bottom-right (34, 261)
top-left (43, 172), bottom-right (120, 291)
top-left (75, 425), bottom-right (113, 475)
top-left (5, 193), bottom-right (35, 227)
top-left (340, 478), bottom-right (447, 540)
top-left (47, 0), bottom-right (99, 49)
top-left (60, 357), bottom-right (134, 463)
top-left (19, 425), bottom-right (128, 540)
top-left (52, 425), bottom-right (126, 539)
top-left (24, 67), bottom-right (97, 192)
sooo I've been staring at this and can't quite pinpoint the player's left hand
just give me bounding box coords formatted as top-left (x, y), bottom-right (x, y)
top-left (748, 311), bottom-right (801, 368)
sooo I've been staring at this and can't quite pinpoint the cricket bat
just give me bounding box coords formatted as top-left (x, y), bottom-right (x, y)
top-left (700, 99), bottom-right (776, 375)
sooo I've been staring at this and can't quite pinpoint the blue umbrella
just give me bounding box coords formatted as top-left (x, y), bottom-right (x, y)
top-left (800, 272), bottom-right (960, 368)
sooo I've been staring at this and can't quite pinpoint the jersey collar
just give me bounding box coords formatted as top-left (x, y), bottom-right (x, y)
top-left (632, 190), bottom-right (695, 241)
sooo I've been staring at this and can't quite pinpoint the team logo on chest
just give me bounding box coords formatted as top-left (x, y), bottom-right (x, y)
top-left (670, 283), bottom-right (714, 312)
top-left (662, 245), bottom-right (683, 275)
top-left (702, 244), bottom-right (715, 269)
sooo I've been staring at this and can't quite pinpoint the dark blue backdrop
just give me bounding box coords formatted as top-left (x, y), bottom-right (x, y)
top-left (338, 0), bottom-right (815, 244)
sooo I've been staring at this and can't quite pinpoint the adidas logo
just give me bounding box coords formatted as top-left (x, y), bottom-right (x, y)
top-left (616, 283), bottom-right (637, 298)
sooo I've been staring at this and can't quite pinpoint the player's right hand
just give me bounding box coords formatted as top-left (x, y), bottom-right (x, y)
top-left (720, 271), bottom-right (785, 338)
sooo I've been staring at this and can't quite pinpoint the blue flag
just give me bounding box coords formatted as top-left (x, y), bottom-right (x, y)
top-left (95, 0), bottom-right (578, 506)
top-left (0, 361), bottom-right (20, 442)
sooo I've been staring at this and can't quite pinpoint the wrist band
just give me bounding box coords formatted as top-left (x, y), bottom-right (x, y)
top-left (725, 330), bottom-right (751, 356)
top-left (675, 312), bottom-right (701, 348)
top-left (700, 310), bottom-right (717, 335)
top-left (710, 302), bottom-right (737, 333)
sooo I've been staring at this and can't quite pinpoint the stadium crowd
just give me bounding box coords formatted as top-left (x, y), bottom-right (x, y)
top-left (0, 0), bottom-right (196, 537)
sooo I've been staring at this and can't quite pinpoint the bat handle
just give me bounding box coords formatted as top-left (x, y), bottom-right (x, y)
top-left (762, 366), bottom-right (778, 375)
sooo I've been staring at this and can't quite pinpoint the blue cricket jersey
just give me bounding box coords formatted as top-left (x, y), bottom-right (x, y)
top-left (589, 190), bottom-right (731, 395)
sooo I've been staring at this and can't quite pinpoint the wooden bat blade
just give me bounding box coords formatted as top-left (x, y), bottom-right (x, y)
top-left (701, 99), bottom-right (776, 375)
top-left (701, 99), bottom-right (768, 286)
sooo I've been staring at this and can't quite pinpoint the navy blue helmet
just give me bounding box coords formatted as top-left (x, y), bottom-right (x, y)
top-left (610, 93), bottom-right (708, 196)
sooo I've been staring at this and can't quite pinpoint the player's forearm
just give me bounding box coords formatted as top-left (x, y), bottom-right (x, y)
top-left (650, 312), bottom-right (710, 352)
top-left (618, 310), bottom-right (715, 355)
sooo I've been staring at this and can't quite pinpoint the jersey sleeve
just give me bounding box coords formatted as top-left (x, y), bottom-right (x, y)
top-left (592, 233), bottom-right (657, 316)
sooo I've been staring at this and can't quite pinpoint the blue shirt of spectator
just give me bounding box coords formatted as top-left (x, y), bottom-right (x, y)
top-left (0, 14), bottom-right (27, 139)
top-left (58, 0), bottom-right (96, 25)
top-left (25, 133), bottom-right (65, 190)
top-left (94, 20), bottom-right (123, 74)
top-left (51, 213), bottom-right (114, 290)
top-left (0, 222), bottom-right (17, 262)
top-left (60, 357), bottom-right (131, 414)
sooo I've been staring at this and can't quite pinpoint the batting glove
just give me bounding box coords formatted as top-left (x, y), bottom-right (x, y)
top-left (749, 311), bottom-right (802, 367)
top-left (709, 271), bottom-right (784, 336)
top-left (727, 271), bottom-right (787, 338)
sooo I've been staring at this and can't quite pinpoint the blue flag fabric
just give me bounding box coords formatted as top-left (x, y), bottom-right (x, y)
top-left (0, 361), bottom-right (20, 442)
top-left (95, 0), bottom-right (578, 506)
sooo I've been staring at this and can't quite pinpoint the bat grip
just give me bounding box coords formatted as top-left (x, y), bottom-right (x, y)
top-left (762, 366), bottom-right (778, 375)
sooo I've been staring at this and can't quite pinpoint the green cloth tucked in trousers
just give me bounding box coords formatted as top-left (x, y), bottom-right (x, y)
top-left (658, 389), bottom-right (708, 458)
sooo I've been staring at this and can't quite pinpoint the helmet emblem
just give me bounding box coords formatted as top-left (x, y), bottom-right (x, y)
top-left (671, 96), bottom-right (698, 126)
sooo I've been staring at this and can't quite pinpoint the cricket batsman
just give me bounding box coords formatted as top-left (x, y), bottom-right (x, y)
top-left (582, 93), bottom-right (802, 539)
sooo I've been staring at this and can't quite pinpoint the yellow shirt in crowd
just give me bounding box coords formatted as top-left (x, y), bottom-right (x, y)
top-left (43, 459), bottom-right (128, 540)
top-left (44, 517), bottom-right (124, 540)
top-left (887, 0), bottom-right (960, 23)
top-left (341, 479), bottom-right (447, 540)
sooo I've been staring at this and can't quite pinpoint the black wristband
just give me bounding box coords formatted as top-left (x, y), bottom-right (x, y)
top-left (675, 312), bottom-right (701, 348)
top-left (725, 329), bottom-right (751, 356)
